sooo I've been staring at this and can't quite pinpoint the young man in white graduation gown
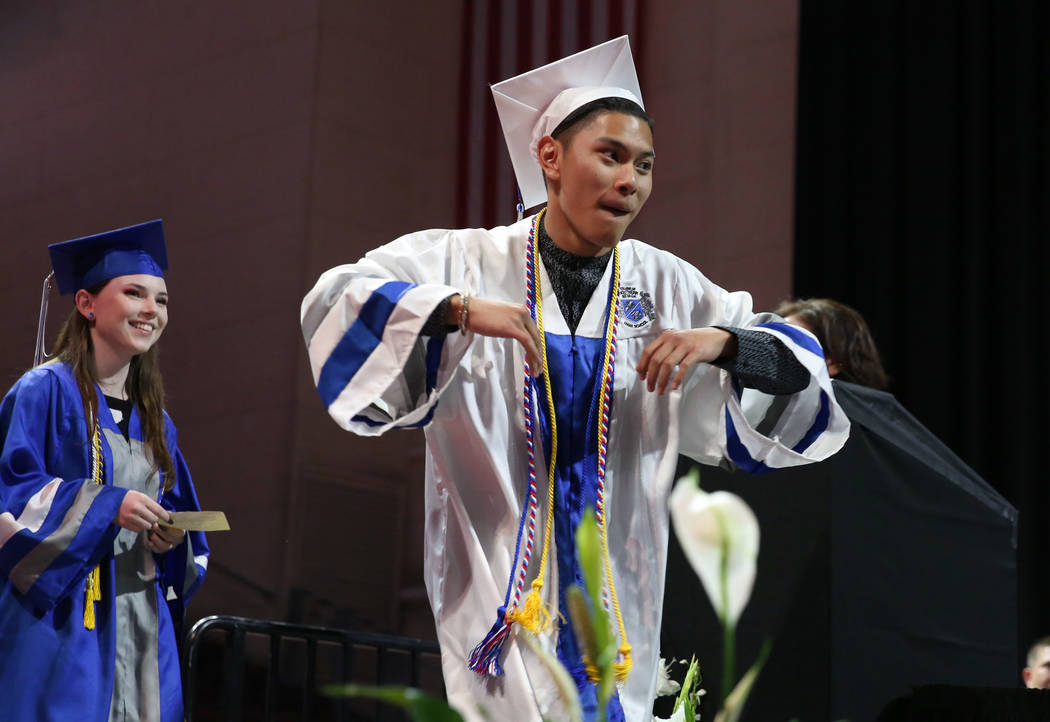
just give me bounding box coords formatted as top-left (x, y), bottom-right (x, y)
top-left (301, 36), bottom-right (848, 722)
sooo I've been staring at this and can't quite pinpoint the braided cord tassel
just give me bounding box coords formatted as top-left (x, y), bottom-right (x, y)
top-left (589, 250), bottom-right (633, 682)
top-left (470, 210), bottom-right (631, 684)
top-left (508, 209), bottom-right (545, 626)
top-left (84, 420), bottom-right (104, 630)
top-left (507, 210), bottom-right (559, 635)
top-left (469, 211), bottom-right (553, 677)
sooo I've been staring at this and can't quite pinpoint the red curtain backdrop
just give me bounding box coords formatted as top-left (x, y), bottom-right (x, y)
top-left (455, 0), bottom-right (642, 229)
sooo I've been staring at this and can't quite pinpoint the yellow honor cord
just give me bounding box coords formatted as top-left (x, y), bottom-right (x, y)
top-left (83, 566), bottom-right (101, 630)
top-left (84, 419), bottom-right (104, 630)
top-left (506, 578), bottom-right (552, 634)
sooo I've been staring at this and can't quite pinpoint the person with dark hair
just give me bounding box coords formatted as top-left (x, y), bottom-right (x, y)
top-left (302, 37), bottom-right (849, 721)
top-left (775, 297), bottom-right (890, 390)
top-left (0, 220), bottom-right (209, 722)
top-left (1023, 636), bottom-right (1050, 689)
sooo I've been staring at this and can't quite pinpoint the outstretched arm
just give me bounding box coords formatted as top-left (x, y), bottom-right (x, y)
top-left (303, 229), bottom-right (547, 434)
top-left (658, 262), bottom-right (849, 471)
top-left (635, 326), bottom-right (810, 396)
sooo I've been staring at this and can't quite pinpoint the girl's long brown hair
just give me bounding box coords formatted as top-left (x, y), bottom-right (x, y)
top-left (775, 297), bottom-right (890, 391)
top-left (52, 288), bottom-right (176, 491)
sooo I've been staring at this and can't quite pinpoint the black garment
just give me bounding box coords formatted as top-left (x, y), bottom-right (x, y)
top-left (103, 395), bottom-right (133, 441)
top-left (536, 220), bottom-right (612, 333)
top-left (715, 325), bottom-right (810, 396)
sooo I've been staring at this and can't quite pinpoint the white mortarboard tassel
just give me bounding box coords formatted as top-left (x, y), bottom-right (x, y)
top-left (491, 35), bottom-right (644, 212)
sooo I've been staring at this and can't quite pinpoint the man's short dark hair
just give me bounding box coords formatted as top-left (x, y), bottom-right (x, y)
top-left (551, 97), bottom-right (653, 146)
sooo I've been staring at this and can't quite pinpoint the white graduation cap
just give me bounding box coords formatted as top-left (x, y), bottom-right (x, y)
top-left (491, 35), bottom-right (644, 211)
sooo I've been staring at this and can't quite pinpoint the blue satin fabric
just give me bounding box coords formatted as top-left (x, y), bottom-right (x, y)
top-left (534, 331), bottom-right (625, 722)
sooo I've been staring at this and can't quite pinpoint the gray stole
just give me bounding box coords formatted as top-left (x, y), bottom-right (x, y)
top-left (104, 428), bottom-right (162, 722)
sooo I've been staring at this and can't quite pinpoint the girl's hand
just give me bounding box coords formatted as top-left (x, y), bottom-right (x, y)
top-left (113, 490), bottom-right (169, 532)
top-left (146, 522), bottom-right (185, 554)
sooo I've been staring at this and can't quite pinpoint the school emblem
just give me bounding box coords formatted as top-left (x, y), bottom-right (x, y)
top-left (618, 285), bottom-right (656, 329)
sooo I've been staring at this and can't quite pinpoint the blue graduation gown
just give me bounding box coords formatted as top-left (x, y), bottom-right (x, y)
top-left (0, 362), bottom-right (208, 722)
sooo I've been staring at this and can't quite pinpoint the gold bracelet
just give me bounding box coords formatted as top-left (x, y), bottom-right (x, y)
top-left (459, 293), bottom-right (471, 335)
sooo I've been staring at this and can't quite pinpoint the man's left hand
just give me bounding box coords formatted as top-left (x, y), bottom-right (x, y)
top-left (636, 328), bottom-right (737, 394)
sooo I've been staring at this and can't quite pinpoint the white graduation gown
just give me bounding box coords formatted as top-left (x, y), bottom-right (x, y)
top-left (301, 214), bottom-right (849, 722)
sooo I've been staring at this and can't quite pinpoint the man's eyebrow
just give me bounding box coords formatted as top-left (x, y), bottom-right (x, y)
top-left (597, 137), bottom-right (655, 159)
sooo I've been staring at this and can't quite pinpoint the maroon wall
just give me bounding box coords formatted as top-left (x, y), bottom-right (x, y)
top-left (0, 1), bottom-right (797, 641)
top-left (633, 1), bottom-right (799, 311)
top-left (0, 2), bottom-right (327, 625)
top-left (290, 1), bottom-right (465, 638)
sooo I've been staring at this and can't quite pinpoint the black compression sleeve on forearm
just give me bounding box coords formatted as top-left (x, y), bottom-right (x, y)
top-left (713, 327), bottom-right (811, 395)
top-left (421, 294), bottom-right (460, 337)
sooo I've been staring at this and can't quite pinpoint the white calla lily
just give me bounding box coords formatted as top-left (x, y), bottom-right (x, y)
top-left (669, 468), bottom-right (759, 627)
top-left (654, 657), bottom-right (681, 698)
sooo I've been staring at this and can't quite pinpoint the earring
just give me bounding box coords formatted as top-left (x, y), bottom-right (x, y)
top-left (88, 312), bottom-right (95, 320)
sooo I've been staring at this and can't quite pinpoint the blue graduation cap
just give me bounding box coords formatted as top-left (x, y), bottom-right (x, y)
top-left (47, 219), bottom-right (167, 295)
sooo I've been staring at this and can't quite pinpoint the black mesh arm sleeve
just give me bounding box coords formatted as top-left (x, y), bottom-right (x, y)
top-left (713, 326), bottom-right (811, 395)
top-left (421, 294), bottom-right (460, 337)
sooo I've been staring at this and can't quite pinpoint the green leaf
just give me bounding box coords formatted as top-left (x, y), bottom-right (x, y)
top-left (712, 639), bottom-right (772, 722)
top-left (321, 684), bottom-right (465, 722)
top-left (573, 508), bottom-right (619, 718)
top-left (517, 629), bottom-right (584, 722)
top-left (673, 655), bottom-right (700, 715)
top-left (575, 508), bottom-right (604, 613)
top-left (566, 586), bottom-right (599, 667)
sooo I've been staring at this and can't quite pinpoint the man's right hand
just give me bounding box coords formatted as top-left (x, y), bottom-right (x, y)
top-left (448, 295), bottom-right (543, 376)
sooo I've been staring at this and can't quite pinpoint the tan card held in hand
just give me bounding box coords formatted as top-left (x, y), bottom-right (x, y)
top-left (162, 511), bottom-right (230, 532)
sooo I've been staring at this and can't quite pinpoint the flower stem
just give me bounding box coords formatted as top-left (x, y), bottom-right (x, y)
top-left (722, 619), bottom-right (735, 704)
top-left (720, 522), bottom-right (734, 704)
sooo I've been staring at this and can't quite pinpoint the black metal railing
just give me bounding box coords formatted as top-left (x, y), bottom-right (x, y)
top-left (183, 615), bottom-right (443, 721)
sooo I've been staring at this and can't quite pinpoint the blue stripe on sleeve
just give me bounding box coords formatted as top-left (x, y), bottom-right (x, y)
top-left (355, 403), bottom-right (438, 430)
top-left (792, 389), bottom-right (830, 454)
top-left (726, 390), bottom-right (831, 471)
top-left (405, 405), bottom-right (438, 429)
top-left (756, 322), bottom-right (825, 358)
top-left (724, 407), bottom-right (773, 475)
top-left (316, 281), bottom-right (416, 408)
top-left (351, 324), bottom-right (446, 430)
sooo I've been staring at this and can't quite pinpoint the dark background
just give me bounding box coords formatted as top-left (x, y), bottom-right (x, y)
top-left (795, 0), bottom-right (1049, 660)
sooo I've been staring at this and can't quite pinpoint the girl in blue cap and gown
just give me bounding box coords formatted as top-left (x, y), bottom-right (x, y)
top-left (0, 220), bottom-right (209, 722)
